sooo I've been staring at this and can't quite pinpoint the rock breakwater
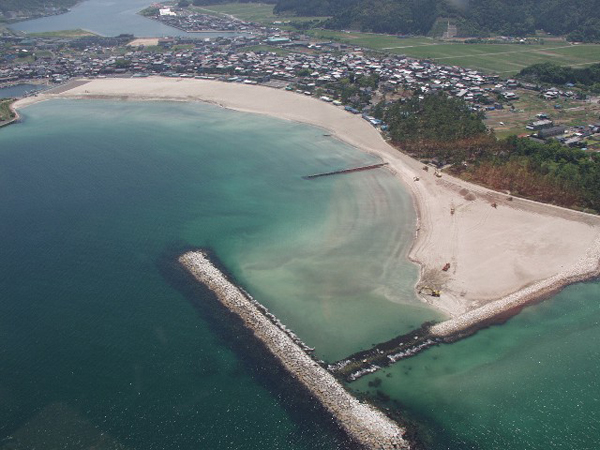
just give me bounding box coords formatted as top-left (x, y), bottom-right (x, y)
top-left (328, 236), bottom-right (600, 382)
top-left (178, 250), bottom-right (411, 450)
top-left (327, 324), bottom-right (441, 382)
top-left (430, 235), bottom-right (600, 338)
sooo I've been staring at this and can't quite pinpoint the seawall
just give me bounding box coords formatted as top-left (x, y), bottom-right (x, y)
top-left (178, 250), bottom-right (411, 450)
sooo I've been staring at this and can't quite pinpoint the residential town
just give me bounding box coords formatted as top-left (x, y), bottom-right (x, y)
top-left (1, 10), bottom-right (599, 149)
top-left (142, 6), bottom-right (253, 33)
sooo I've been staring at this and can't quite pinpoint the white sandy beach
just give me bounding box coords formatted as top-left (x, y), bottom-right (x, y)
top-left (14, 77), bottom-right (600, 333)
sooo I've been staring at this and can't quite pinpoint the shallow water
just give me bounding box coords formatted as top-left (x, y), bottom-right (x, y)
top-left (4, 97), bottom-right (598, 450)
top-left (0, 99), bottom-right (437, 448)
top-left (354, 280), bottom-right (600, 449)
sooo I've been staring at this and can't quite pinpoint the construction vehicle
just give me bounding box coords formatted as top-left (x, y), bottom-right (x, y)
top-left (418, 286), bottom-right (441, 297)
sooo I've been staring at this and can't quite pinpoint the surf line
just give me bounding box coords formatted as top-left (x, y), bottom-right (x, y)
top-left (178, 250), bottom-right (411, 450)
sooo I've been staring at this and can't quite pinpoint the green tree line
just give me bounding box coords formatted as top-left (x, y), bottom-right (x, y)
top-left (384, 93), bottom-right (600, 213)
top-left (518, 62), bottom-right (600, 93)
top-left (273, 0), bottom-right (600, 42)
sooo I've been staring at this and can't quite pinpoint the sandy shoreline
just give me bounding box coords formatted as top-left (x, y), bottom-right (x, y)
top-left (13, 77), bottom-right (600, 334)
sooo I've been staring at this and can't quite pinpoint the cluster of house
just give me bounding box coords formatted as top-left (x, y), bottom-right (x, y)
top-left (148, 8), bottom-right (256, 33)
top-left (0, 33), bottom-right (499, 104)
top-left (528, 113), bottom-right (600, 149)
top-left (1, 24), bottom-right (597, 146)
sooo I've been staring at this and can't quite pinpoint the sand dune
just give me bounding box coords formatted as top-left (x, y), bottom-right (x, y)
top-left (15, 77), bottom-right (600, 331)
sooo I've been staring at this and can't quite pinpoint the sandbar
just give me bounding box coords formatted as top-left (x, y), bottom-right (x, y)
top-left (14, 77), bottom-right (600, 335)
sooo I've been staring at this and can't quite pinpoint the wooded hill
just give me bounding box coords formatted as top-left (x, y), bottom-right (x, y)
top-left (274, 0), bottom-right (600, 42)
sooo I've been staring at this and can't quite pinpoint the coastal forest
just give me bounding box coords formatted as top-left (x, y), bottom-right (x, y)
top-left (274, 0), bottom-right (600, 42)
top-left (383, 93), bottom-right (600, 212)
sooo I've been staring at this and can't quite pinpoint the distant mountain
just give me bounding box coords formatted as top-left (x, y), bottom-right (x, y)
top-left (274, 0), bottom-right (600, 42)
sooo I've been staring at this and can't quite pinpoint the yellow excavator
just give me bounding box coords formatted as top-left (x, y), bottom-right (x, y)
top-left (418, 286), bottom-right (441, 297)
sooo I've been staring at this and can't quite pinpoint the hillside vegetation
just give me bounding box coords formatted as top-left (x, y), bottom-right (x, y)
top-left (0, 99), bottom-right (16, 122)
top-left (518, 62), bottom-right (600, 93)
top-left (274, 0), bottom-right (600, 42)
top-left (0, 0), bottom-right (78, 17)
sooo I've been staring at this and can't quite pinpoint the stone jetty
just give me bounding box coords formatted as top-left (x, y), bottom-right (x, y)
top-left (327, 324), bottom-right (440, 382)
top-left (179, 250), bottom-right (411, 450)
top-left (302, 163), bottom-right (389, 179)
top-left (430, 235), bottom-right (600, 337)
top-left (328, 236), bottom-right (600, 382)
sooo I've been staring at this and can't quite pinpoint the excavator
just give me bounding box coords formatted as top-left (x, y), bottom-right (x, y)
top-left (418, 286), bottom-right (441, 297)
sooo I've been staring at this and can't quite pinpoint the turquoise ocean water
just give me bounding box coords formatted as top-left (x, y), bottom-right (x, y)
top-left (1, 99), bottom-right (599, 449)
top-left (0, 99), bottom-right (437, 449)
top-left (355, 282), bottom-right (600, 450)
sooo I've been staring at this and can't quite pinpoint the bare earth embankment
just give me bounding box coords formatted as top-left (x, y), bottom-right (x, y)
top-left (14, 77), bottom-right (600, 337)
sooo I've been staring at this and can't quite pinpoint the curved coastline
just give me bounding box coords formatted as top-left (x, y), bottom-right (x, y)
top-left (13, 77), bottom-right (600, 336)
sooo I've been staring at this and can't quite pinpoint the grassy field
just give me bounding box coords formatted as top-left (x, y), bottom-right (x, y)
top-left (397, 43), bottom-right (600, 74)
top-left (0, 99), bottom-right (16, 122)
top-left (306, 29), bottom-right (434, 49)
top-left (26, 29), bottom-right (96, 37)
top-left (196, 3), bottom-right (328, 26)
top-left (201, 4), bottom-right (600, 75)
top-left (307, 29), bottom-right (600, 74)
